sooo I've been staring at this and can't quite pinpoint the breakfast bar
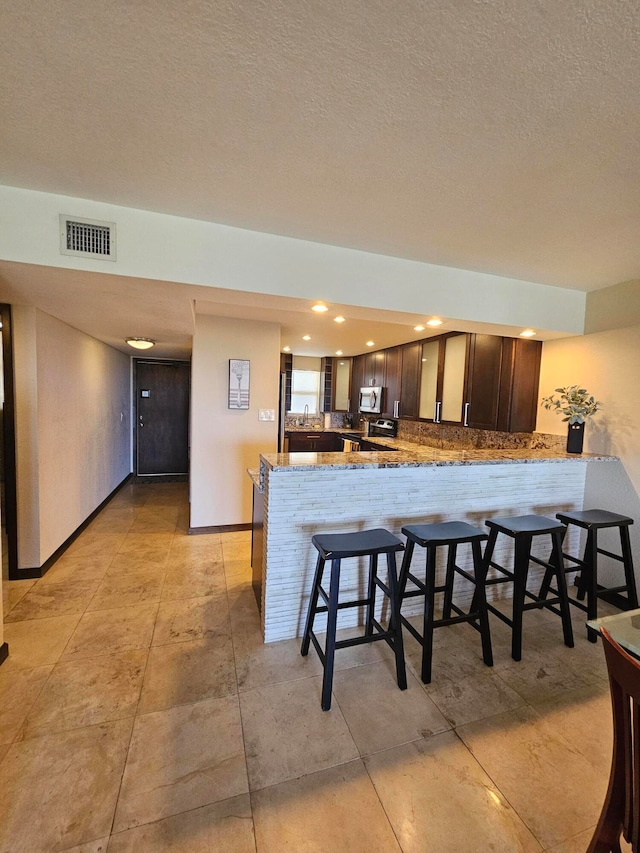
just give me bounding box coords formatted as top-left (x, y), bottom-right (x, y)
top-left (253, 440), bottom-right (617, 642)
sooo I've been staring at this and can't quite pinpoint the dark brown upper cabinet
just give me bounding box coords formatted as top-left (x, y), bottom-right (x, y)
top-left (398, 343), bottom-right (421, 419)
top-left (382, 347), bottom-right (402, 417)
top-left (497, 338), bottom-right (542, 433)
top-left (464, 334), bottom-right (504, 429)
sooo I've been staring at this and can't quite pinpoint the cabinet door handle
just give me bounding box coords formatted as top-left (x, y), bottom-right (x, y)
top-left (463, 402), bottom-right (470, 427)
top-left (393, 400), bottom-right (399, 418)
top-left (434, 402), bottom-right (442, 423)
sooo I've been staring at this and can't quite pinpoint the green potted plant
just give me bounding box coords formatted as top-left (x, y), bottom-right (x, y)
top-left (540, 385), bottom-right (602, 453)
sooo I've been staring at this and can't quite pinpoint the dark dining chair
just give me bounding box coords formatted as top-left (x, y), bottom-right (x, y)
top-left (588, 627), bottom-right (640, 852)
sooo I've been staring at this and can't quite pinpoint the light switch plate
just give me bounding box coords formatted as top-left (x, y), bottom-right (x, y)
top-left (259, 409), bottom-right (275, 421)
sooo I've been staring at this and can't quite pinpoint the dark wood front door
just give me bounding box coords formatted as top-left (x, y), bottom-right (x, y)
top-left (135, 360), bottom-right (190, 476)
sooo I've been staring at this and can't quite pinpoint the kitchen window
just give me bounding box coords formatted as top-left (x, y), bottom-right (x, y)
top-left (290, 369), bottom-right (320, 414)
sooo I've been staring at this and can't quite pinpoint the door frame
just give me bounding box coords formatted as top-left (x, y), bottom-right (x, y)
top-left (1, 305), bottom-right (19, 579)
top-left (133, 357), bottom-right (191, 480)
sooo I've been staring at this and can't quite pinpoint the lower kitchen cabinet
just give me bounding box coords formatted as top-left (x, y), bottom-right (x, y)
top-left (287, 432), bottom-right (342, 452)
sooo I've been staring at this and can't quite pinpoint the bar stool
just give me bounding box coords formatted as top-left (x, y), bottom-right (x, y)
top-left (553, 510), bottom-right (638, 642)
top-left (301, 528), bottom-right (407, 711)
top-left (398, 521), bottom-right (493, 684)
top-left (482, 515), bottom-right (574, 661)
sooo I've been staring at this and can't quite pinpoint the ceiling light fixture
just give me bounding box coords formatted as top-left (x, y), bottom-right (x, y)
top-left (126, 337), bottom-right (155, 350)
top-left (312, 303), bottom-right (328, 313)
top-left (426, 318), bottom-right (443, 327)
top-left (335, 350), bottom-right (343, 356)
top-left (302, 335), bottom-right (311, 341)
top-left (414, 325), bottom-right (425, 332)
top-left (366, 340), bottom-right (375, 347)
top-left (334, 316), bottom-right (346, 323)
top-left (282, 346), bottom-right (291, 352)
top-left (520, 329), bottom-right (536, 337)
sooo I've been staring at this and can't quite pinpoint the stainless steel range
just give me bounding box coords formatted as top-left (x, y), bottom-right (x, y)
top-left (367, 418), bottom-right (398, 439)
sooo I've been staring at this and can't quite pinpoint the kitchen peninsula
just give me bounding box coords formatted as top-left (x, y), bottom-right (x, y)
top-left (251, 436), bottom-right (617, 642)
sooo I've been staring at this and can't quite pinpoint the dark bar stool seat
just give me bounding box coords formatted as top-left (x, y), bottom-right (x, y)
top-left (482, 514), bottom-right (574, 661)
top-left (553, 509), bottom-right (638, 642)
top-left (398, 521), bottom-right (493, 684)
top-left (301, 528), bottom-right (407, 711)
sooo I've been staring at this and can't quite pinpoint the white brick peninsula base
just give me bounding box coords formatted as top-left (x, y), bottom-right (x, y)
top-left (257, 448), bottom-right (616, 643)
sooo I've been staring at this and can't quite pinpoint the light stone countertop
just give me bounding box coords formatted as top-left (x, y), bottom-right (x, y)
top-left (261, 439), bottom-right (616, 474)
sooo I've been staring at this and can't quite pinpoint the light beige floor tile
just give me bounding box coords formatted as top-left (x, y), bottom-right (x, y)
top-left (364, 732), bottom-right (542, 852)
top-left (403, 621), bottom-right (491, 684)
top-left (152, 594), bottom-right (230, 646)
top-left (239, 675), bottom-right (359, 791)
top-left (0, 743), bottom-right (10, 764)
top-left (161, 562), bottom-right (226, 600)
top-left (87, 569), bottom-right (166, 611)
top-left (128, 517), bottom-right (178, 534)
top-left (113, 695), bottom-right (248, 832)
top-left (234, 632), bottom-right (323, 693)
top-left (545, 826), bottom-right (632, 852)
top-left (65, 532), bottom-right (127, 559)
top-left (38, 555), bottom-right (113, 585)
top-left (252, 759), bottom-right (400, 852)
top-left (333, 661), bottom-right (450, 755)
top-left (87, 507), bottom-right (138, 533)
top-left (457, 704), bottom-right (608, 848)
top-left (20, 649), bottom-right (147, 739)
top-left (138, 635), bottom-right (237, 714)
top-left (107, 552), bottom-right (170, 573)
top-left (2, 614), bottom-right (82, 671)
top-left (425, 670), bottom-right (525, 727)
top-left (2, 579), bottom-right (37, 617)
top-left (63, 602), bottom-right (158, 661)
top-left (58, 836), bottom-right (109, 852)
top-left (0, 718), bottom-right (132, 853)
top-left (496, 649), bottom-right (600, 704)
top-left (108, 794), bottom-right (254, 852)
top-left (0, 665), bottom-right (53, 744)
top-left (169, 535), bottom-right (222, 557)
top-left (117, 533), bottom-right (174, 557)
top-left (5, 579), bottom-right (100, 622)
top-left (531, 682), bottom-right (612, 773)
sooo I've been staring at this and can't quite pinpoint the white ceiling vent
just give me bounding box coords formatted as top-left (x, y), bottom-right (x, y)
top-left (59, 215), bottom-right (117, 261)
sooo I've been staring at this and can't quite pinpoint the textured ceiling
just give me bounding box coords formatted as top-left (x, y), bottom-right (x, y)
top-left (2, 0), bottom-right (640, 291)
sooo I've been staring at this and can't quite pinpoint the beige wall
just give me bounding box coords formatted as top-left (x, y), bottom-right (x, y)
top-left (190, 314), bottom-right (280, 528)
top-left (13, 307), bottom-right (131, 568)
top-left (537, 322), bottom-right (640, 578)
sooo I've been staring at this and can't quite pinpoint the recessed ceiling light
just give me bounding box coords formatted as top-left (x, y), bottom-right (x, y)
top-left (366, 340), bottom-right (375, 347)
top-left (334, 316), bottom-right (346, 323)
top-left (520, 329), bottom-right (536, 337)
top-left (126, 337), bottom-right (155, 350)
top-left (282, 346), bottom-right (291, 352)
top-left (335, 350), bottom-right (343, 356)
top-left (426, 318), bottom-right (443, 327)
top-left (312, 303), bottom-right (328, 313)
top-left (414, 325), bottom-right (425, 332)
top-left (302, 335), bottom-right (311, 341)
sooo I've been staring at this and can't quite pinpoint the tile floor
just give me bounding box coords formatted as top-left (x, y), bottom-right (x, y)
top-left (0, 482), bottom-right (629, 852)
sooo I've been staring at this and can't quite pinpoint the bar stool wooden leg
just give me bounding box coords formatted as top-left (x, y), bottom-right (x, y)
top-left (364, 553), bottom-right (377, 637)
top-left (398, 539), bottom-right (415, 599)
top-left (442, 543), bottom-right (457, 619)
top-left (421, 545), bottom-right (437, 683)
top-left (321, 557), bottom-right (342, 711)
top-left (620, 525), bottom-right (639, 608)
top-left (511, 535), bottom-right (530, 662)
top-left (386, 551), bottom-right (407, 690)
top-left (472, 538), bottom-right (493, 667)
top-left (551, 529), bottom-right (574, 648)
top-left (301, 554), bottom-right (324, 657)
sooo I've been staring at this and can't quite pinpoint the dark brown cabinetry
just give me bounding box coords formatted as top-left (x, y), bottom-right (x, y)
top-left (497, 338), bottom-right (542, 433)
top-left (350, 355), bottom-right (365, 414)
top-left (383, 347), bottom-right (402, 417)
top-left (464, 334), bottom-right (504, 430)
top-left (363, 351), bottom-right (385, 387)
top-left (399, 343), bottom-right (421, 419)
top-left (287, 432), bottom-right (342, 452)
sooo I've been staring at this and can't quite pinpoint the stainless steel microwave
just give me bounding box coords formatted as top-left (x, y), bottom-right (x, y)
top-left (359, 386), bottom-right (383, 413)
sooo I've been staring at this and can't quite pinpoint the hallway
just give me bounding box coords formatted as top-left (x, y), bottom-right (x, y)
top-left (0, 482), bottom-right (626, 851)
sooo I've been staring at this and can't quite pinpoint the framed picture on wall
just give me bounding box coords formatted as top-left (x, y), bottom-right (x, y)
top-left (229, 359), bottom-right (250, 409)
